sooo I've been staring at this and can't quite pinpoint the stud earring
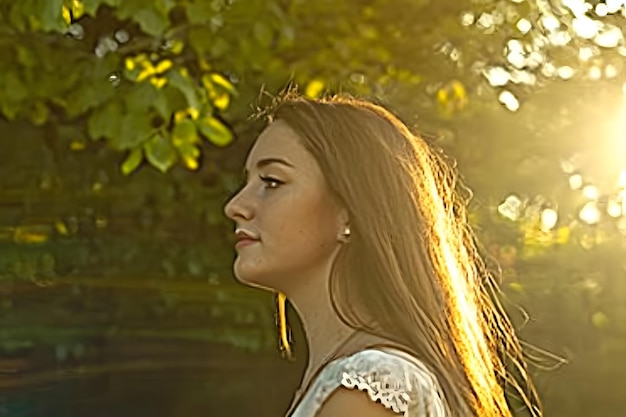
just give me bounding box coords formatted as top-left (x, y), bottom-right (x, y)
top-left (342, 226), bottom-right (351, 239)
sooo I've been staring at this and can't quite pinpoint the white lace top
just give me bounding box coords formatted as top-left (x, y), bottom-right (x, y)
top-left (288, 347), bottom-right (448, 417)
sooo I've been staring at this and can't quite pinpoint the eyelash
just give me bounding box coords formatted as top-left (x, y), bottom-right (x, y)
top-left (259, 176), bottom-right (283, 189)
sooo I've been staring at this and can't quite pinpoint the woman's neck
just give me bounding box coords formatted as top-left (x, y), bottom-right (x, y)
top-left (288, 280), bottom-right (356, 388)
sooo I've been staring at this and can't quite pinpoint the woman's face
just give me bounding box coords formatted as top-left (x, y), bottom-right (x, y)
top-left (224, 120), bottom-right (346, 294)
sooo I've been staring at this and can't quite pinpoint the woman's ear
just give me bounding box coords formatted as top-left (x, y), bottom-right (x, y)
top-left (337, 208), bottom-right (350, 243)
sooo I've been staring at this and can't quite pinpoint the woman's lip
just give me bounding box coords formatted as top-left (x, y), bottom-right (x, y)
top-left (235, 239), bottom-right (259, 248)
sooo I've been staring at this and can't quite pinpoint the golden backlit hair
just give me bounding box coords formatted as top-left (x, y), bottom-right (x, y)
top-left (265, 91), bottom-right (542, 417)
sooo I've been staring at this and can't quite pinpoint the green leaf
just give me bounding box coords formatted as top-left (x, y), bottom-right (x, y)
top-left (82, 0), bottom-right (104, 16)
top-left (167, 70), bottom-right (201, 111)
top-left (161, 85), bottom-right (187, 116)
top-left (116, 0), bottom-right (145, 18)
top-left (210, 37), bottom-right (229, 58)
top-left (114, 112), bottom-right (154, 150)
top-left (172, 119), bottom-right (198, 146)
top-left (152, 89), bottom-right (171, 120)
top-left (144, 132), bottom-right (177, 173)
top-left (187, 25), bottom-right (214, 56)
top-left (177, 142), bottom-right (201, 170)
top-left (155, 0), bottom-right (176, 16)
top-left (123, 77), bottom-right (170, 120)
top-left (253, 22), bottom-right (273, 48)
top-left (38, 0), bottom-right (65, 32)
top-left (208, 73), bottom-right (236, 94)
top-left (16, 45), bottom-right (37, 68)
top-left (0, 101), bottom-right (20, 120)
top-left (279, 25), bottom-right (295, 48)
top-left (66, 54), bottom-right (118, 116)
top-left (134, 8), bottom-right (168, 37)
top-left (184, 1), bottom-right (216, 25)
top-left (87, 101), bottom-right (122, 141)
top-left (3, 72), bottom-right (28, 102)
top-left (8, 2), bottom-right (28, 31)
top-left (121, 148), bottom-right (144, 176)
top-left (197, 116), bottom-right (233, 147)
top-left (125, 81), bottom-right (159, 112)
top-left (66, 78), bottom-right (115, 118)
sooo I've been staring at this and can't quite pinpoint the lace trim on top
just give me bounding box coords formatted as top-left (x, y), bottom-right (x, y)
top-left (288, 348), bottom-right (447, 417)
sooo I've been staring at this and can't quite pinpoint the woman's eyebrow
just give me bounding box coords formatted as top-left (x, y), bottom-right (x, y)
top-left (243, 157), bottom-right (295, 177)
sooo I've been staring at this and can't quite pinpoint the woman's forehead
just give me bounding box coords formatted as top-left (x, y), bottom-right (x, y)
top-left (247, 121), bottom-right (307, 165)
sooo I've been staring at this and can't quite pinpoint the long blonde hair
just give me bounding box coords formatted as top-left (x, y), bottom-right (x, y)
top-left (265, 92), bottom-right (541, 417)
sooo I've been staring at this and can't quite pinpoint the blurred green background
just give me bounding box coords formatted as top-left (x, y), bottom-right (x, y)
top-left (0, 0), bottom-right (625, 416)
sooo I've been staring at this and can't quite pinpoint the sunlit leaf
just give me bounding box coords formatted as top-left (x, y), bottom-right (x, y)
top-left (71, 0), bottom-right (85, 19)
top-left (136, 66), bottom-right (156, 82)
top-left (305, 79), bottom-right (325, 99)
top-left (213, 94), bottom-right (230, 110)
top-left (209, 73), bottom-right (236, 94)
top-left (172, 119), bottom-right (198, 146)
top-left (155, 59), bottom-right (173, 74)
top-left (197, 116), bottom-right (233, 147)
top-left (150, 76), bottom-right (167, 89)
top-left (62, 6), bottom-right (71, 25)
top-left (177, 142), bottom-right (201, 170)
top-left (121, 147), bottom-right (144, 176)
top-left (13, 226), bottom-right (50, 244)
top-left (54, 221), bottom-right (69, 236)
top-left (170, 39), bottom-right (184, 55)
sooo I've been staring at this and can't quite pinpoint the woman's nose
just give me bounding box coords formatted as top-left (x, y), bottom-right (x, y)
top-left (224, 190), bottom-right (252, 221)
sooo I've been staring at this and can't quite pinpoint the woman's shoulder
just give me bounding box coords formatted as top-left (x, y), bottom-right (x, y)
top-left (335, 348), bottom-right (448, 415)
top-left (292, 347), bottom-right (448, 417)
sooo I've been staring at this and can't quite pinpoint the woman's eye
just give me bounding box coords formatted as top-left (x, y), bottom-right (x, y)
top-left (259, 176), bottom-right (283, 189)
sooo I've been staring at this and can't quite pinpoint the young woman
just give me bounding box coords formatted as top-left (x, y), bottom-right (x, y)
top-left (223, 93), bottom-right (541, 417)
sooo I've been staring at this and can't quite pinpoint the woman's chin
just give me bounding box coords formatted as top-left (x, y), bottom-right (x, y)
top-left (233, 268), bottom-right (274, 291)
top-left (237, 277), bottom-right (275, 292)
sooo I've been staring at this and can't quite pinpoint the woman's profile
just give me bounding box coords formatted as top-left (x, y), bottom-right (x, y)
top-left (223, 91), bottom-right (541, 417)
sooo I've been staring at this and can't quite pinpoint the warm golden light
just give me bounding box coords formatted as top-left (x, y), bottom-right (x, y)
top-left (499, 90), bottom-right (520, 111)
top-left (569, 174), bottom-right (583, 189)
top-left (582, 184), bottom-right (600, 200)
top-left (607, 198), bottom-right (622, 217)
top-left (517, 18), bottom-right (532, 34)
top-left (579, 46), bottom-right (594, 61)
top-left (541, 14), bottom-right (560, 31)
top-left (498, 195), bottom-right (523, 220)
top-left (541, 208), bottom-right (559, 231)
top-left (619, 170), bottom-right (626, 188)
top-left (557, 66), bottom-right (575, 79)
top-left (572, 17), bottom-right (598, 39)
top-left (580, 201), bottom-right (601, 224)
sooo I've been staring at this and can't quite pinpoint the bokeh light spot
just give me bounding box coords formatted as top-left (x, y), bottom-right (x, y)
top-left (580, 202), bottom-right (601, 224)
